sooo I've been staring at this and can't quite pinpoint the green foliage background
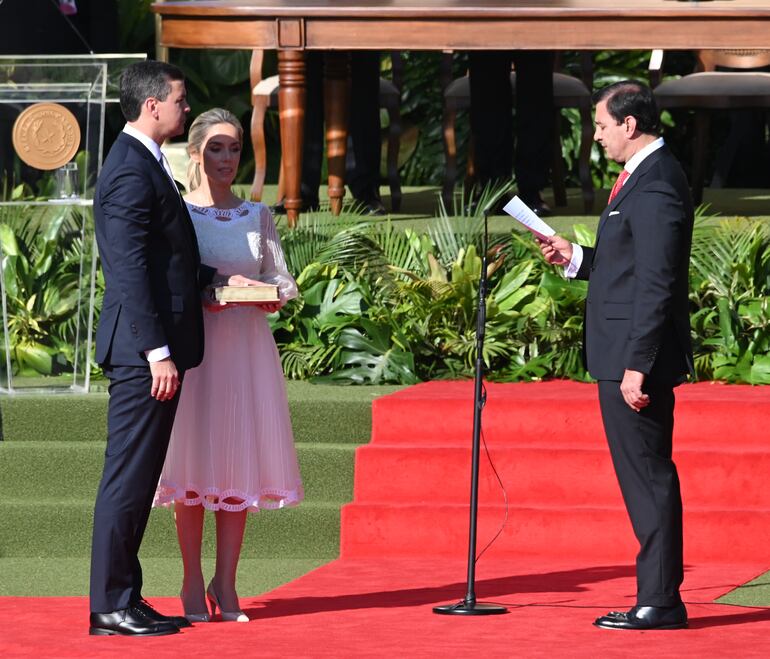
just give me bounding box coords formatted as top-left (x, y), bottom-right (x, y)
top-left (3, 201), bottom-right (770, 386)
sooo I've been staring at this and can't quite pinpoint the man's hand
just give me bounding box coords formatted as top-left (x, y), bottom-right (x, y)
top-left (149, 357), bottom-right (179, 401)
top-left (536, 235), bottom-right (572, 266)
top-left (620, 369), bottom-right (650, 412)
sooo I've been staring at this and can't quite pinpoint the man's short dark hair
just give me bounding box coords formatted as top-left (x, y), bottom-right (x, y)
top-left (119, 60), bottom-right (185, 122)
top-left (592, 80), bottom-right (660, 135)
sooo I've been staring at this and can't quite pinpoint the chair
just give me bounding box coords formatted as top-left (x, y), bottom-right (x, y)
top-left (651, 49), bottom-right (770, 204)
top-left (249, 51), bottom-right (404, 212)
top-left (441, 52), bottom-right (595, 213)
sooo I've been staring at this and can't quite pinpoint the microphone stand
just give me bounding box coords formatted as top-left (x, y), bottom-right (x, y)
top-left (433, 210), bottom-right (507, 616)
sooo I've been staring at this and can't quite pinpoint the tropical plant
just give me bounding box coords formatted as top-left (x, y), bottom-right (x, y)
top-left (267, 204), bottom-right (596, 384)
top-left (0, 205), bottom-right (91, 376)
top-left (689, 218), bottom-right (770, 384)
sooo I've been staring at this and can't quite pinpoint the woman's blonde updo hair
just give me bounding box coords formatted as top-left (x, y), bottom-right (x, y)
top-left (186, 107), bottom-right (244, 192)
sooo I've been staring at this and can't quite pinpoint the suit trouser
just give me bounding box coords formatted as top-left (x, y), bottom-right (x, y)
top-left (90, 365), bottom-right (181, 613)
top-left (301, 51), bottom-right (382, 204)
top-left (597, 379), bottom-right (684, 608)
top-left (468, 50), bottom-right (554, 195)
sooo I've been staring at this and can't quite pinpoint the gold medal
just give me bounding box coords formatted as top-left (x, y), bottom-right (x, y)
top-left (12, 103), bottom-right (81, 170)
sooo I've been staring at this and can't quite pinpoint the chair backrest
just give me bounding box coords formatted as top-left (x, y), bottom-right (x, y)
top-left (696, 50), bottom-right (770, 72)
top-left (554, 52), bottom-right (594, 90)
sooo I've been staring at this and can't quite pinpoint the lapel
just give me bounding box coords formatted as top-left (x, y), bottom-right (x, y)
top-left (596, 145), bottom-right (669, 240)
top-left (118, 132), bottom-right (185, 205)
top-left (118, 133), bottom-right (198, 260)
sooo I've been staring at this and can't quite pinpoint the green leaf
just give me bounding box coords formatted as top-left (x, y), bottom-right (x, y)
top-left (717, 297), bottom-right (737, 349)
top-left (15, 342), bottom-right (53, 375)
top-left (316, 280), bottom-right (363, 328)
top-left (749, 355), bottom-right (770, 385)
top-left (573, 223), bottom-right (596, 247)
top-left (0, 223), bottom-right (20, 256)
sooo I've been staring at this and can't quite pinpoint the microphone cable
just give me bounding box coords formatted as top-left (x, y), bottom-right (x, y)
top-left (473, 380), bottom-right (510, 565)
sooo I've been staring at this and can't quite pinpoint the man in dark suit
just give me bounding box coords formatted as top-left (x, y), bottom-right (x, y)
top-left (89, 61), bottom-right (256, 636)
top-left (539, 80), bottom-right (693, 631)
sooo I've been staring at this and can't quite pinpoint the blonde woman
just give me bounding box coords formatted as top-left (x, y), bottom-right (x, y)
top-left (154, 108), bottom-right (303, 623)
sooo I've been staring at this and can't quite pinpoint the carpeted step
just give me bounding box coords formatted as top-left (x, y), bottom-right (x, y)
top-left (351, 445), bottom-right (770, 509)
top-left (0, 442), bottom-right (356, 504)
top-left (340, 503), bottom-right (770, 563)
top-left (371, 380), bottom-right (768, 449)
top-left (0, 501), bottom-right (341, 559)
top-left (344, 381), bottom-right (770, 566)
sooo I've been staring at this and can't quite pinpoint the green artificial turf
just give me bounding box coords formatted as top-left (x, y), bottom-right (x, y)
top-left (0, 501), bottom-right (342, 559)
top-left (717, 570), bottom-right (770, 608)
top-left (0, 382), bottom-right (400, 597)
top-left (0, 442), bottom-right (356, 503)
top-left (244, 183), bottom-right (770, 225)
top-left (0, 557), bottom-right (328, 597)
top-left (0, 381), bottom-right (403, 444)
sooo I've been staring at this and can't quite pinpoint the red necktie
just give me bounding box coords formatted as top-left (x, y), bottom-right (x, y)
top-left (607, 169), bottom-right (630, 205)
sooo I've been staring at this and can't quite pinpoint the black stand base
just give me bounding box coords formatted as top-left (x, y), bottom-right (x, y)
top-left (433, 601), bottom-right (508, 616)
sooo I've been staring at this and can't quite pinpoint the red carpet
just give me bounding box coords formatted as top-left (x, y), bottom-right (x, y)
top-left (2, 560), bottom-right (769, 657)
top-left (2, 381), bottom-right (769, 656)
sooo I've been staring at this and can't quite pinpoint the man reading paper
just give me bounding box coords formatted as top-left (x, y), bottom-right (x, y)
top-left (538, 80), bottom-right (694, 631)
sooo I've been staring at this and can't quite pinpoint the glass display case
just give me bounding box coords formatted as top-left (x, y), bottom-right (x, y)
top-left (0, 54), bottom-right (144, 394)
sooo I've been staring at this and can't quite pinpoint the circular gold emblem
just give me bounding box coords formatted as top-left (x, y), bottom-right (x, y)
top-left (12, 103), bottom-right (81, 170)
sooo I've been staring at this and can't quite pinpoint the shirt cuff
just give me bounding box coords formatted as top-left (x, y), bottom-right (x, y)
top-left (564, 243), bottom-right (583, 279)
top-left (145, 345), bottom-right (171, 362)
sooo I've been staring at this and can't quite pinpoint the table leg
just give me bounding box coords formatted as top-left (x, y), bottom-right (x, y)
top-left (324, 52), bottom-right (351, 215)
top-left (278, 49), bottom-right (306, 228)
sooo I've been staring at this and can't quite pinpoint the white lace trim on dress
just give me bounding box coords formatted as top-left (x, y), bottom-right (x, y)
top-left (154, 480), bottom-right (304, 513)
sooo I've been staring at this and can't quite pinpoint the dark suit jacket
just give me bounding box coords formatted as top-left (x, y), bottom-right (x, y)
top-left (94, 132), bottom-right (215, 370)
top-left (575, 145), bottom-right (694, 384)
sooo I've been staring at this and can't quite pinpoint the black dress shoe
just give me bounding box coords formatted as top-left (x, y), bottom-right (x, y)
top-left (353, 197), bottom-right (386, 216)
top-left (594, 604), bottom-right (688, 630)
top-left (519, 193), bottom-right (552, 217)
top-left (135, 599), bottom-right (191, 628)
top-left (89, 607), bottom-right (180, 636)
top-left (270, 198), bottom-right (320, 215)
top-left (529, 200), bottom-right (552, 217)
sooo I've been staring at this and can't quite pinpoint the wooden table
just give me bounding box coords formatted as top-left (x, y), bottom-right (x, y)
top-left (153, 1), bottom-right (770, 225)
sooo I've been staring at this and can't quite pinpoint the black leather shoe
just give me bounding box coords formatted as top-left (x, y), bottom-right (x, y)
top-left (270, 198), bottom-right (321, 215)
top-left (594, 604), bottom-right (688, 630)
top-left (529, 200), bottom-right (552, 217)
top-left (353, 197), bottom-right (386, 216)
top-left (89, 607), bottom-right (180, 636)
top-left (135, 599), bottom-right (191, 628)
top-left (519, 193), bottom-right (552, 217)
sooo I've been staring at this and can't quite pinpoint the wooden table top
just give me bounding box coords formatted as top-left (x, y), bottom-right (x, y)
top-left (153, 1), bottom-right (770, 50)
top-left (155, 0), bottom-right (770, 19)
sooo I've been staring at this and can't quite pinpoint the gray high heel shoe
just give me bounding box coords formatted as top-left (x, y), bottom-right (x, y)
top-left (206, 581), bottom-right (249, 623)
top-left (180, 590), bottom-right (211, 623)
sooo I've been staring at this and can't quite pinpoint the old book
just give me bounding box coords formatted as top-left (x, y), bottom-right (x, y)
top-left (210, 284), bottom-right (279, 303)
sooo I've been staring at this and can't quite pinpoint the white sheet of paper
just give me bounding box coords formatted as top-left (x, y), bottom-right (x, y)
top-left (502, 196), bottom-right (556, 241)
